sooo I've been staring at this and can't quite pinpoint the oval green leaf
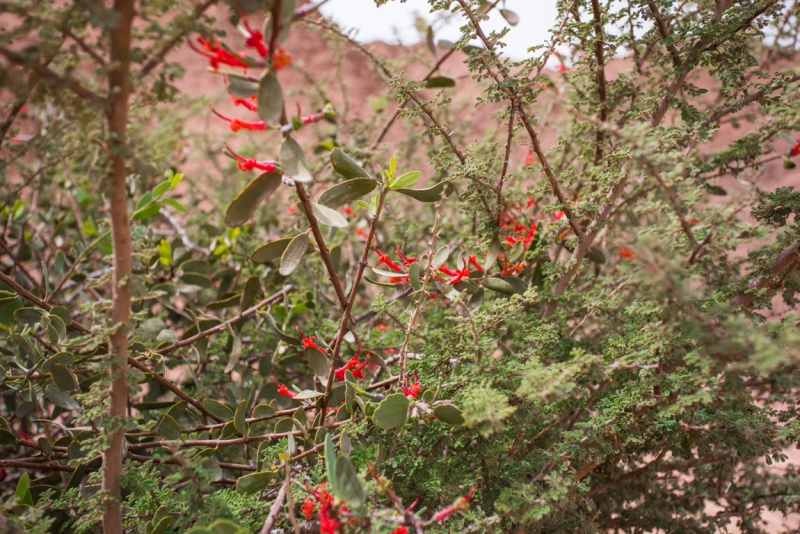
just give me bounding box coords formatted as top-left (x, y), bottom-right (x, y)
top-left (482, 277), bottom-right (516, 295)
top-left (394, 181), bottom-right (446, 202)
top-left (236, 471), bottom-right (274, 494)
top-left (280, 233), bottom-right (309, 276)
top-left (433, 404), bottom-right (465, 425)
top-left (45, 385), bottom-right (80, 410)
top-left (251, 237), bottom-right (292, 264)
top-left (317, 178), bottom-right (378, 209)
top-left (425, 76), bottom-right (455, 88)
top-left (330, 148), bottom-right (369, 179)
top-left (281, 137), bottom-right (313, 183)
top-left (371, 392), bottom-right (409, 430)
top-left (202, 399), bottom-right (234, 421)
top-left (334, 455), bottom-right (365, 507)
top-left (312, 202), bottom-right (348, 228)
top-left (257, 71), bottom-right (283, 124)
top-left (225, 171), bottom-right (282, 227)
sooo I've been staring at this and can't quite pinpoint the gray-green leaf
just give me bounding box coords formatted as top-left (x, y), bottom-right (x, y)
top-left (318, 178), bottom-right (378, 209)
top-left (225, 171), bottom-right (282, 227)
top-left (280, 233), bottom-right (309, 276)
top-left (330, 148), bottom-right (369, 179)
top-left (371, 392), bottom-right (409, 430)
top-left (257, 71), bottom-right (283, 123)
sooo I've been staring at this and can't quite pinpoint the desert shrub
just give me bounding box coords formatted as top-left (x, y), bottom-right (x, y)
top-left (1, 0), bottom-right (800, 533)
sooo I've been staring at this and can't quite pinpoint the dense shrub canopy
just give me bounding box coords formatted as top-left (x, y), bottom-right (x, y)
top-left (1, 0), bottom-right (800, 533)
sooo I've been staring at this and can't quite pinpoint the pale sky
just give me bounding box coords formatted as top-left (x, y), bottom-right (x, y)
top-left (319, 0), bottom-right (561, 61)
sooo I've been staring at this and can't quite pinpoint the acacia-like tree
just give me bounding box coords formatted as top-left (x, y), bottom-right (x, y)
top-left (1, 0), bottom-right (800, 533)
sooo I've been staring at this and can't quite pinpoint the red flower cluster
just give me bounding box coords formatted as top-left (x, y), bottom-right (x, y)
top-left (335, 355), bottom-right (368, 381)
top-left (296, 325), bottom-right (326, 353)
top-left (240, 17), bottom-right (269, 58)
top-left (300, 498), bottom-right (316, 520)
top-left (224, 143), bottom-right (277, 172)
top-left (188, 37), bottom-right (249, 69)
top-left (390, 527), bottom-right (409, 534)
top-left (439, 258), bottom-right (470, 285)
top-left (402, 372), bottom-right (421, 399)
top-left (791, 140), bottom-right (800, 156)
top-left (302, 484), bottom-right (349, 534)
top-left (270, 374), bottom-right (295, 398)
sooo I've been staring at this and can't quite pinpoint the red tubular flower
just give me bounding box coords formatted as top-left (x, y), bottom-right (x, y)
top-left (188, 37), bottom-right (249, 69)
top-left (394, 246), bottom-right (418, 267)
top-left (791, 140), bottom-right (800, 156)
top-left (501, 261), bottom-right (524, 277)
top-left (335, 356), bottom-right (362, 381)
top-left (556, 62), bottom-right (568, 73)
top-left (389, 275), bottom-right (409, 284)
top-left (433, 484), bottom-right (476, 523)
top-left (468, 255), bottom-right (483, 272)
top-left (391, 528), bottom-right (409, 534)
top-left (438, 265), bottom-right (459, 277)
top-left (402, 372), bottom-right (421, 399)
top-left (272, 47), bottom-right (293, 70)
top-left (230, 95), bottom-right (258, 111)
top-left (224, 144), bottom-right (277, 172)
top-left (211, 107), bottom-right (266, 132)
top-left (270, 374), bottom-right (296, 398)
top-left (240, 17), bottom-right (269, 57)
top-left (343, 206), bottom-right (354, 216)
top-left (295, 325), bottom-right (326, 353)
top-left (374, 248), bottom-right (402, 272)
top-left (405, 497), bottom-right (419, 512)
top-left (619, 246), bottom-right (637, 260)
top-left (301, 498), bottom-right (316, 520)
top-left (447, 259), bottom-right (470, 285)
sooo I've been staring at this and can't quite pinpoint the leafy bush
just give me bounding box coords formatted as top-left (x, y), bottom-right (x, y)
top-left (1, 0), bottom-right (800, 533)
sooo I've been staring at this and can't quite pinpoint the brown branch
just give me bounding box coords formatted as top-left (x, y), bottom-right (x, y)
top-left (495, 103), bottom-right (516, 222)
top-left (294, 183), bottom-right (347, 309)
top-left (62, 27), bottom-right (107, 66)
top-left (702, 73), bottom-right (800, 127)
top-left (0, 460), bottom-right (76, 472)
top-left (260, 484), bottom-right (287, 534)
top-left (643, 161), bottom-right (697, 247)
top-left (647, 2), bottom-right (682, 68)
top-left (0, 237), bottom-right (44, 295)
top-left (103, 0), bottom-right (135, 530)
top-left (0, 46), bottom-right (107, 109)
top-left (731, 241), bottom-right (800, 308)
top-left (322, 184), bottom-right (387, 413)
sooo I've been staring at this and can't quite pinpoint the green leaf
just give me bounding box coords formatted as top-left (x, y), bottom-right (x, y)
top-left (281, 137), bottom-right (313, 183)
top-left (280, 233), bottom-right (309, 276)
top-left (325, 433), bottom-right (336, 492)
top-left (50, 306), bottom-right (70, 326)
top-left (257, 71), bottom-right (283, 123)
top-left (586, 247), bottom-right (606, 264)
top-left (394, 181), bottom-right (446, 202)
top-left (426, 25), bottom-right (436, 56)
top-left (251, 237), bottom-right (292, 264)
top-left (390, 171), bottom-right (422, 189)
top-left (150, 516), bottom-right (171, 534)
top-left (0, 429), bottom-right (18, 444)
top-left (253, 403), bottom-right (275, 418)
top-left (162, 198), bottom-right (187, 213)
top-left (208, 294), bottom-right (241, 310)
top-left (51, 364), bottom-right (77, 392)
top-left (235, 471), bottom-right (274, 494)
top-left (372, 392), bottom-right (409, 429)
top-left (425, 76), bottom-right (455, 88)
top-left (293, 390), bottom-right (325, 400)
top-left (14, 307), bottom-right (42, 325)
top-left (158, 415), bottom-right (182, 440)
top-left (224, 171), bottom-right (282, 227)
top-left (157, 329), bottom-right (178, 343)
top-left (482, 277), bottom-right (516, 295)
top-left (330, 148), bottom-right (369, 179)
top-left (505, 275), bottom-right (528, 295)
top-left (153, 181), bottom-right (171, 199)
top-left (432, 246), bottom-right (450, 270)
top-left (16, 472), bottom-right (33, 506)
top-left (483, 237), bottom-right (501, 272)
top-left (318, 178), bottom-right (378, 209)
top-left (507, 240), bottom-right (525, 263)
top-left (312, 202), bottom-right (349, 228)
top-left (306, 349), bottom-right (331, 379)
top-left (240, 276), bottom-right (261, 310)
top-left (334, 455), bottom-right (366, 507)
top-left (133, 202), bottom-right (162, 221)
top-left (433, 404), bottom-right (465, 425)
top-left (409, 262), bottom-right (421, 291)
top-left (226, 74), bottom-right (259, 98)
top-left (500, 8), bottom-right (519, 25)
top-left (233, 400), bottom-right (248, 434)
top-left (180, 272), bottom-right (212, 288)
top-left (45, 385), bottom-right (80, 410)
